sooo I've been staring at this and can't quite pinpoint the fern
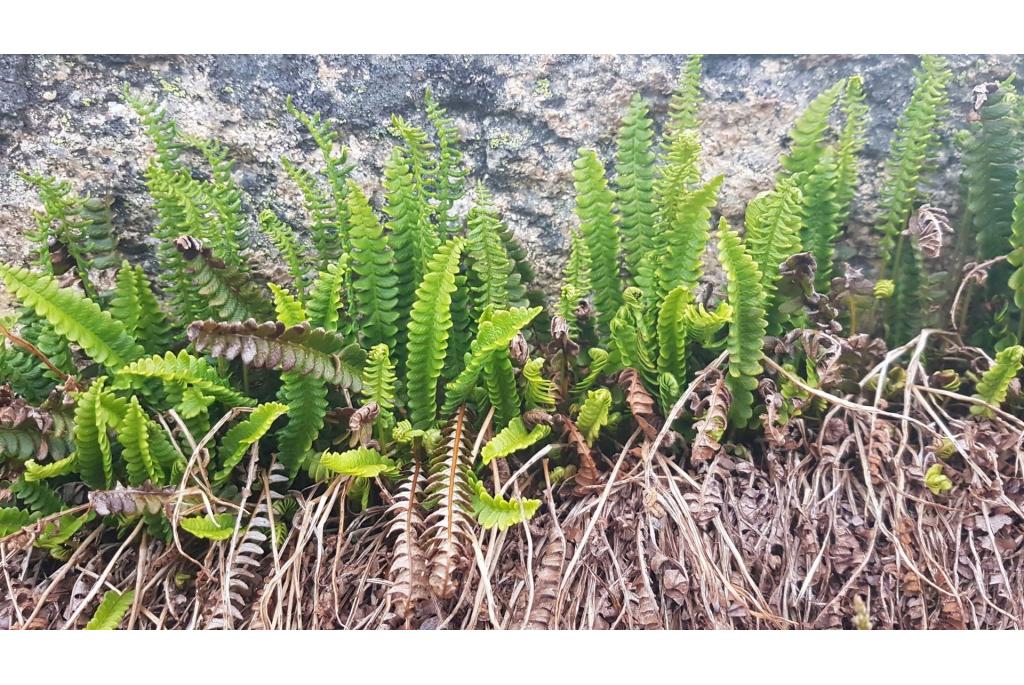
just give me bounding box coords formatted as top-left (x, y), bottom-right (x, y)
top-left (85, 590), bottom-right (134, 630)
top-left (574, 148), bottom-right (621, 332)
top-left (800, 147), bottom-right (841, 290)
top-left (718, 218), bottom-right (768, 424)
top-left (270, 283), bottom-right (307, 326)
top-left (109, 261), bottom-right (171, 354)
top-left (483, 349), bottom-right (520, 430)
top-left (10, 477), bottom-right (65, 516)
top-left (745, 175), bottom-right (804, 314)
top-left (114, 350), bottom-right (254, 408)
top-left (361, 343), bottom-right (397, 417)
top-left (424, 88), bottom-right (467, 235)
top-left (481, 416), bottom-right (551, 465)
top-left (558, 229), bottom-right (592, 334)
top-left (0, 264), bottom-right (144, 370)
top-left (405, 239), bottom-right (464, 428)
top-left (187, 320), bottom-right (365, 390)
top-left (213, 402), bottom-right (288, 485)
top-left (424, 407), bottom-right (474, 599)
top-left (346, 181), bottom-right (400, 349)
top-left (654, 176), bottom-right (723, 302)
top-left (664, 55), bottom-right (703, 144)
top-left (576, 388), bottom-right (612, 445)
top-left (521, 357), bottom-right (557, 410)
top-left (176, 236), bottom-right (267, 322)
top-left (0, 507), bottom-right (35, 537)
top-left (320, 447), bottom-right (398, 478)
top-left (442, 306), bottom-right (541, 415)
top-left (835, 75), bottom-right (869, 230)
top-left (614, 94), bottom-right (657, 285)
top-left (189, 137), bottom-right (249, 271)
top-left (74, 377), bottom-right (123, 490)
top-left (780, 79), bottom-right (844, 180)
top-left (1009, 169), bottom-right (1024, 317)
top-left (118, 396), bottom-right (164, 486)
top-left (656, 285), bottom-right (692, 384)
top-left (258, 210), bottom-right (310, 297)
top-left (971, 345), bottom-right (1024, 417)
top-left (23, 454), bottom-right (78, 482)
top-left (307, 257), bottom-right (348, 333)
top-left (472, 483), bottom-right (540, 531)
top-left (180, 513), bottom-right (236, 540)
top-left (281, 157), bottom-right (341, 268)
top-left (466, 186), bottom-right (524, 314)
top-left (124, 88), bottom-right (182, 170)
top-left (609, 287), bottom-right (657, 383)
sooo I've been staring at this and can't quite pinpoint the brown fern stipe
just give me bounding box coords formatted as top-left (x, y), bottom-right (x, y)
top-left (424, 405), bottom-right (475, 600)
top-left (386, 461), bottom-right (429, 621)
top-left (689, 370), bottom-right (731, 465)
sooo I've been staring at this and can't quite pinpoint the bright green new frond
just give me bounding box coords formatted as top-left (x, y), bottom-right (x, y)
top-left (466, 187), bottom-right (525, 315)
top-left (85, 590), bottom-right (134, 630)
top-left (481, 416), bottom-right (551, 466)
top-left (258, 210), bottom-right (310, 297)
top-left (656, 285), bottom-right (692, 382)
top-left (664, 55), bottom-right (703, 143)
top-left (558, 229), bottom-right (592, 334)
top-left (522, 358), bottom-right (557, 410)
top-left (0, 508), bottom-right (35, 537)
top-left (424, 88), bottom-right (467, 235)
top-left (180, 513), bottom-right (236, 540)
top-left (683, 301), bottom-right (732, 346)
top-left (23, 454), bottom-right (77, 482)
top-left (574, 148), bottom-right (621, 332)
top-left (74, 378), bottom-right (122, 490)
top-left (745, 175), bottom-right (804, 308)
top-left (835, 75), bottom-right (869, 229)
top-left (276, 372), bottom-right (329, 479)
top-left (124, 87), bottom-right (182, 170)
top-left (405, 239), bottom-right (464, 428)
top-left (800, 147), bottom-right (841, 290)
top-left (577, 388), bottom-right (612, 445)
top-left (361, 343), bottom-right (397, 414)
top-left (320, 446), bottom-right (398, 478)
top-left (655, 175), bottom-right (722, 303)
top-left (971, 345), bottom-right (1024, 417)
top-left (347, 181), bottom-right (400, 349)
top-left (114, 350), bottom-right (254, 408)
top-left (780, 79), bottom-right (844, 179)
top-left (213, 402), bottom-right (288, 485)
top-left (717, 218), bottom-right (768, 425)
top-left (442, 306), bottom-right (542, 415)
top-left (614, 94), bottom-right (657, 285)
top-left (118, 396), bottom-right (165, 486)
top-left (609, 287), bottom-right (657, 382)
top-left (0, 265), bottom-right (144, 371)
top-left (472, 483), bottom-right (540, 531)
top-left (270, 283), bottom-right (307, 326)
top-left (109, 262), bottom-right (171, 354)
top-left (307, 257), bottom-right (348, 333)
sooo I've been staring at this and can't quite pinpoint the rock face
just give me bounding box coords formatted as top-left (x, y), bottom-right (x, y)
top-left (1, 54), bottom-right (1021, 306)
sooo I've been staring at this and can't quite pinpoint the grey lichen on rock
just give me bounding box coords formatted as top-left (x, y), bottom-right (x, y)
top-left (1, 54), bottom-right (1022, 311)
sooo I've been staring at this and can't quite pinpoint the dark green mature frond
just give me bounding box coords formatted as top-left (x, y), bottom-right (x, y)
top-left (971, 345), bottom-right (1024, 416)
top-left (175, 236), bottom-right (268, 322)
top-left (118, 396), bottom-right (165, 486)
top-left (189, 137), bottom-right (249, 271)
top-left (74, 377), bottom-right (125, 490)
top-left (745, 174), bottom-right (804, 311)
top-left (347, 181), bottom-right (399, 350)
top-left (574, 148), bottom-right (621, 332)
top-left (663, 55), bottom-right (703, 144)
top-left (0, 264), bottom-right (144, 371)
top-left (281, 157), bottom-right (341, 268)
top-left (1008, 169), bottom-right (1024, 311)
top-left (654, 175), bottom-right (723, 302)
top-left (483, 350), bottom-right (520, 429)
top-left (187, 319), bottom-right (365, 390)
top-left (123, 87), bottom-right (183, 170)
top-left (650, 129), bottom-right (702, 291)
top-left (800, 147), bottom-right (841, 290)
top-left (276, 372), bottom-right (329, 479)
top-left (442, 306), bottom-right (541, 416)
top-left (424, 88), bottom-right (467, 235)
top-left (307, 257), bottom-right (348, 333)
top-left (834, 75), bottom-right (869, 230)
top-left (466, 186), bottom-right (525, 316)
top-left (614, 94), bottom-right (657, 285)
top-left (109, 261), bottom-right (172, 354)
top-left (258, 210), bottom-right (310, 298)
top-left (10, 477), bottom-right (65, 516)
top-left (405, 239), bottom-right (464, 428)
top-left (0, 309), bottom-right (74, 404)
top-left (717, 219), bottom-right (768, 425)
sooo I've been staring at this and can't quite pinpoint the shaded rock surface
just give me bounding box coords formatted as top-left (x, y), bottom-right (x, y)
top-left (1, 54), bottom-right (1022, 310)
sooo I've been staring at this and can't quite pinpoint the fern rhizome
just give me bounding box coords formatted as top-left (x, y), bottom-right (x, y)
top-left (2, 54), bottom-right (1024, 630)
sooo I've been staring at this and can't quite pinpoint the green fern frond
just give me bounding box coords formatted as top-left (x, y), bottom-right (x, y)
top-left (281, 156), bottom-right (341, 267)
top-left (109, 262), bottom-right (172, 354)
top-left (74, 377), bottom-right (124, 490)
top-left (180, 513), bottom-right (236, 540)
top-left (258, 210), bottom-right (310, 297)
top-left (576, 388), bottom-right (612, 445)
top-left (424, 88), bottom-right (467, 235)
top-left (745, 175), bottom-right (804, 311)
top-left (1009, 169), bottom-right (1024, 313)
top-left (472, 483), bottom-right (540, 531)
top-left (23, 454), bottom-right (77, 482)
top-left (118, 396), bottom-right (165, 486)
top-left (85, 590), bottom-right (134, 630)
top-left (614, 94), bottom-right (657, 285)
top-left (0, 265), bottom-right (144, 371)
top-left (663, 55), bottom-right (703, 144)
top-left (188, 137), bottom-right (249, 271)
top-left (114, 350), bottom-right (254, 408)
top-left (213, 402), bottom-right (288, 485)
top-left (347, 180), bottom-right (400, 349)
top-left (655, 175), bottom-right (723, 302)
top-left (307, 256), bottom-right (348, 333)
top-left (187, 320), bottom-right (365, 389)
top-left (780, 79), bottom-right (844, 179)
top-left (609, 287), bottom-right (657, 383)
top-left (270, 283), bottom-right (307, 326)
top-left (405, 239), bottom-right (464, 428)
top-left (717, 218), bottom-right (768, 425)
top-left (10, 477), bottom-right (65, 516)
top-left (521, 358), bottom-right (557, 410)
top-left (574, 148), bottom-right (621, 332)
top-left (275, 372), bottom-right (328, 479)
top-left (124, 87), bottom-right (182, 170)
top-left (361, 343), bottom-right (397, 415)
top-left (483, 349), bottom-right (520, 429)
top-left (481, 416), bottom-right (551, 466)
top-left (971, 345), bottom-right (1024, 417)
top-left (176, 236), bottom-right (267, 322)
top-left (442, 306), bottom-right (541, 415)
top-left (800, 147), bottom-right (841, 290)
top-left (0, 507), bottom-right (35, 537)
top-left (558, 229), bottom-right (592, 334)
top-left (466, 186), bottom-right (525, 315)
top-left (656, 285), bottom-right (692, 382)
top-left (682, 301), bottom-right (732, 346)
top-left (835, 75), bottom-right (869, 229)
top-left (320, 446), bottom-right (398, 478)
